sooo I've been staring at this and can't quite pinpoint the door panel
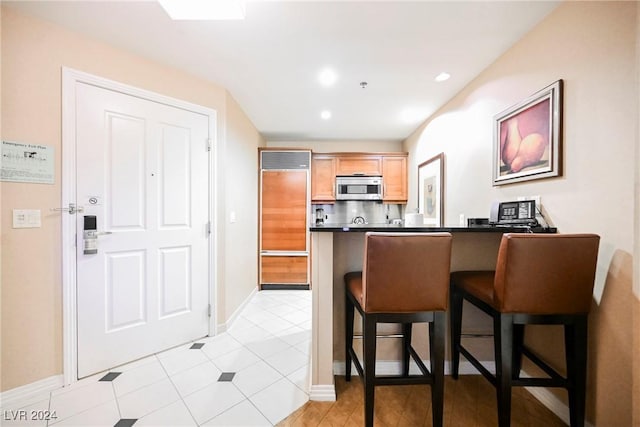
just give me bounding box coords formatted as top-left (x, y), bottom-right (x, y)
top-left (76, 82), bottom-right (210, 378)
top-left (106, 250), bottom-right (146, 332)
top-left (108, 112), bottom-right (146, 230)
top-left (159, 246), bottom-right (192, 318)
top-left (260, 256), bottom-right (308, 284)
top-left (261, 170), bottom-right (308, 251)
top-left (159, 124), bottom-right (191, 228)
top-left (336, 156), bottom-right (382, 176)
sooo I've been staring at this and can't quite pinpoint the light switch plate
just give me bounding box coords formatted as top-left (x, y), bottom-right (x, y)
top-left (13, 209), bottom-right (41, 228)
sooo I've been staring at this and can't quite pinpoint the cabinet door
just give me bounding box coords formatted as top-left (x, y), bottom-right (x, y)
top-left (336, 156), bottom-right (382, 176)
top-left (382, 156), bottom-right (407, 202)
top-left (261, 170), bottom-right (307, 251)
top-left (311, 156), bottom-right (336, 202)
top-left (260, 256), bottom-right (308, 284)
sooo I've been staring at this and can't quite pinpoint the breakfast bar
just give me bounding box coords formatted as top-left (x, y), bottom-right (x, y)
top-left (308, 225), bottom-right (552, 401)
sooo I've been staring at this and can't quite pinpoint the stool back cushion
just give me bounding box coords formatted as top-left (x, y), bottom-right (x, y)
top-left (494, 233), bottom-right (600, 314)
top-left (362, 232), bottom-right (452, 313)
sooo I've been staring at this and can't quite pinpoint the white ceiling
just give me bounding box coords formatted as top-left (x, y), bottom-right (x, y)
top-left (5, 0), bottom-right (560, 142)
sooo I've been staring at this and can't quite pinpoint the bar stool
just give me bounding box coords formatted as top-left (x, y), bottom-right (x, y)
top-left (345, 232), bottom-right (452, 427)
top-left (450, 233), bottom-right (600, 427)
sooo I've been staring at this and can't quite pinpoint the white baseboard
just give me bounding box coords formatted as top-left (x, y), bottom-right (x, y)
top-left (309, 384), bottom-right (336, 401)
top-left (525, 386), bottom-right (594, 427)
top-left (0, 375), bottom-right (63, 410)
top-left (216, 286), bottom-right (259, 333)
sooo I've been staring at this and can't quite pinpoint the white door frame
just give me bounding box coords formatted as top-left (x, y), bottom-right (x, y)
top-left (61, 67), bottom-right (218, 385)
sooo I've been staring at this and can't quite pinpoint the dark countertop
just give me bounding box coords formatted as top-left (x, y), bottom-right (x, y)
top-left (309, 224), bottom-right (557, 233)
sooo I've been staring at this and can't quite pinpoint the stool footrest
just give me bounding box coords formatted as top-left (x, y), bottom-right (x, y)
top-left (375, 375), bottom-right (434, 386)
top-left (408, 345), bottom-right (430, 377)
top-left (347, 345), bottom-right (434, 383)
top-left (459, 344), bottom-right (497, 386)
top-left (521, 346), bottom-right (564, 382)
top-left (458, 343), bottom-right (570, 388)
top-left (348, 347), bottom-right (365, 379)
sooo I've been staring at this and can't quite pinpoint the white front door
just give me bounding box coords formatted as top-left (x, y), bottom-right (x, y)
top-left (75, 82), bottom-right (210, 378)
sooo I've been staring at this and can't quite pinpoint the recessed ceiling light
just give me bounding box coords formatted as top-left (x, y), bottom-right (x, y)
top-left (318, 68), bottom-right (338, 87)
top-left (158, 0), bottom-right (246, 20)
top-left (321, 110), bottom-right (332, 120)
top-left (435, 72), bottom-right (451, 82)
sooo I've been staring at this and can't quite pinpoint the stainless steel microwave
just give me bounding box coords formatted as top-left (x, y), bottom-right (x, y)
top-left (336, 176), bottom-right (383, 200)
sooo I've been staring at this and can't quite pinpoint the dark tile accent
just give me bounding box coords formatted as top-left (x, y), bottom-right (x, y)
top-left (190, 343), bottom-right (205, 350)
top-left (113, 419), bottom-right (137, 427)
top-left (99, 372), bottom-right (122, 382)
top-left (218, 372), bottom-right (236, 382)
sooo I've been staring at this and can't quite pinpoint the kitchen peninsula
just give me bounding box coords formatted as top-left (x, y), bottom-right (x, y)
top-left (307, 224), bottom-right (552, 401)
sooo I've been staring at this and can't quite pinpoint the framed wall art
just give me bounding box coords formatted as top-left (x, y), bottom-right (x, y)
top-left (493, 79), bottom-right (563, 186)
top-left (418, 152), bottom-right (444, 227)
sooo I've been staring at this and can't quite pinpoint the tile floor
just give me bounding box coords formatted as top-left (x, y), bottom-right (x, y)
top-left (2, 290), bottom-right (312, 427)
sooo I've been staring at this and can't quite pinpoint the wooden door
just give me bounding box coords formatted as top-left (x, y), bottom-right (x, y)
top-left (261, 170), bottom-right (308, 251)
top-left (260, 256), bottom-right (308, 284)
top-left (336, 155), bottom-right (382, 176)
top-left (311, 156), bottom-right (336, 202)
top-left (382, 156), bottom-right (408, 202)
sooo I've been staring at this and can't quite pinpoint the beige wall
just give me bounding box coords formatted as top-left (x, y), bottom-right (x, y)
top-left (0, 7), bottom-right (262, 391)
top-left (404, 2), bottom-right (637, 425)
top-left (221, 94), bottom-right (265, 323)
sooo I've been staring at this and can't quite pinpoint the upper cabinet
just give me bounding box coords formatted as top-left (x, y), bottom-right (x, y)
top-left (311, 152), bottom-right (407, 203)
top-left (311, 156), bottom-right (336, 202)
top-left (335, 155), bottom-right (382, 176)
top-left (381, 155), bottom-right (407, 202)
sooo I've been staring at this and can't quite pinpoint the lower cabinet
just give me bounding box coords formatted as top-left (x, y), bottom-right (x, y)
top-left (260, 256), bottom-right (309, 285)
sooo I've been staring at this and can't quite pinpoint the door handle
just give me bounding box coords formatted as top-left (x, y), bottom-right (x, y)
top-left (51, 203), bottom-right (84, 214)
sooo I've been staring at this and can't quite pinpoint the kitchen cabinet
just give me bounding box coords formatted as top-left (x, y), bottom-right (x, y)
top-left (311, 152), bottom-right (408, 204)
top-left (259, 150), bottom-right (310, 288)
top-left (311, 156), bottom-right (336, 202)
top-left (336, 155), bottom-right (382, 176)
top-left (260, 256), bottom-right (308, 284)
top-left (382, 155), bottom-right (407, 202)
top-left (261, 170), bottom-right (308, 251)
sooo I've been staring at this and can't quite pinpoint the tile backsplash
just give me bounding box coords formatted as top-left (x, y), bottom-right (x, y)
top-left (312, 201), bottom-right (404, 225)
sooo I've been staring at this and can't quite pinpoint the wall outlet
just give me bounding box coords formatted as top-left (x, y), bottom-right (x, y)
top-left (13, 209), bottom-right (41, 228)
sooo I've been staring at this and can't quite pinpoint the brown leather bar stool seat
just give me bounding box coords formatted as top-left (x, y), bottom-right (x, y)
top-left (345, 232), bottom-right (452, 427)
top-left (450, 233), bottom-right (600, 427)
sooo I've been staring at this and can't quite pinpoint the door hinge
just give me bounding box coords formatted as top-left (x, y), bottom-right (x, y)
top-left (207, 304), bottom-right (212, 317)
top-left (207, 139), bottom-right (213, 152)
top-left (206, 221), bottom-right (212, 235)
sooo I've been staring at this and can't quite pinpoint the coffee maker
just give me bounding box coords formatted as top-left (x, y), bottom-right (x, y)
top-left (315, 208), bottom-right (325, 225)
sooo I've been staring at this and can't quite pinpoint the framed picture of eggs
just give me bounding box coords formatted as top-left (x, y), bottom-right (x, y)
top-left (493, 80), bottom-right (563, 185)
